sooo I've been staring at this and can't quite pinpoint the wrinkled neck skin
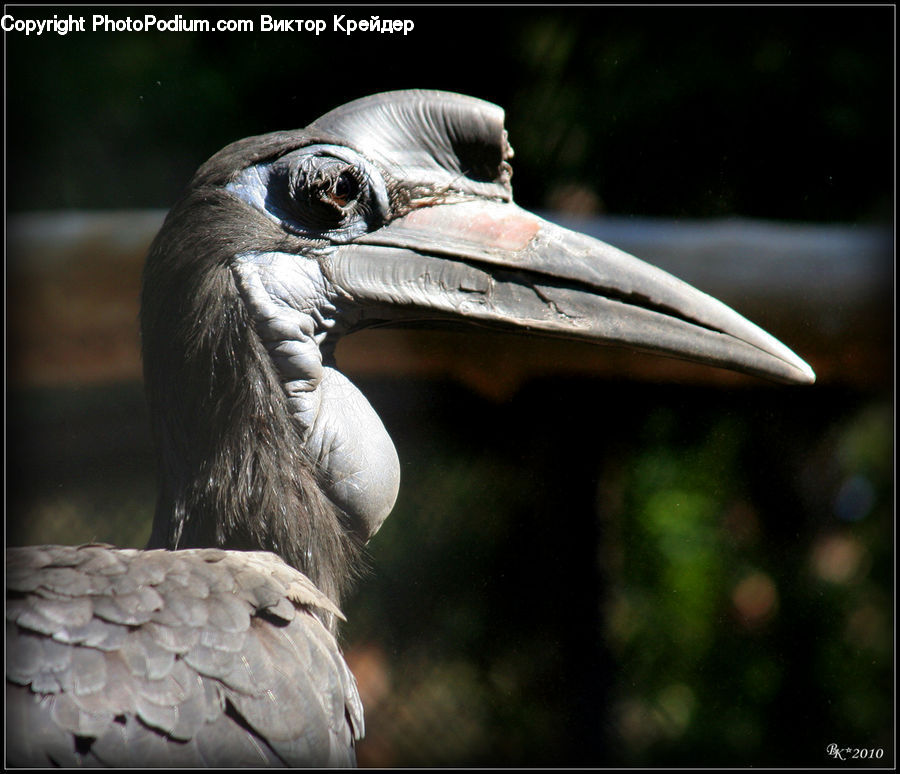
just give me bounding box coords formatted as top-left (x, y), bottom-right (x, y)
top-left (231, 250), bottom-right (401, 542)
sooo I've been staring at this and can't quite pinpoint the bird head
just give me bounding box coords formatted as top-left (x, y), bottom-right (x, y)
top-left (141, 90), bottom-right (814, 608)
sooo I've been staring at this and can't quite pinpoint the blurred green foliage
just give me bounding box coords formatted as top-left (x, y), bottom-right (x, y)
top-left (335, 382), bottom-right (893, 766)
top-left (598, 399), bottom-right (893, 765)
top-left (7, 317), bottom-right (892, 766)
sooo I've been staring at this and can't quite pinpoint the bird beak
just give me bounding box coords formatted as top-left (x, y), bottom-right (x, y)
top-left (329, 199), bottom-right (815, 385)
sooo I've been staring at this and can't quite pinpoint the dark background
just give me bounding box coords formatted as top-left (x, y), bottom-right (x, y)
top-left (7, 6), bottom-right (892, 220)
top-left (6, 5), bottom-right (894, 767)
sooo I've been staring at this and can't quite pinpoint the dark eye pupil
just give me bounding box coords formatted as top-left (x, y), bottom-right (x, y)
top-left (331, 171), bottom-right (357, 206)
top-left (334, 175), bottom-right (350, 199)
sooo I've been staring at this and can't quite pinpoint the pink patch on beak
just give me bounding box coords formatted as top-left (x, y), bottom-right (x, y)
top-left (401, 205), bottom-right (541, 252)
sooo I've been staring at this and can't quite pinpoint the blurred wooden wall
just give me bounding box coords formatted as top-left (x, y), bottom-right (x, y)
top-left (7, 211), bottom-right (892, 395)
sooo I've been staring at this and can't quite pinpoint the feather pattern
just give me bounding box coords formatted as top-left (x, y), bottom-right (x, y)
top-left (6, 544), bottom-right (362, 767)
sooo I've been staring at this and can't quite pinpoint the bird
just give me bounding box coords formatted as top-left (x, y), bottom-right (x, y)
top-left (5, 90), bottom-right (815, 767)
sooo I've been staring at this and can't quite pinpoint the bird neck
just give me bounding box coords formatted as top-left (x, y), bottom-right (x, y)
top-left (141, 192), bottom-right (365, 617)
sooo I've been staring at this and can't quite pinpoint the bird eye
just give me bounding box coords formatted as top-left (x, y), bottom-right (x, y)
top-left (284, 158), bottom-right (368, 233)
top-left (327, 171), bottom-right (359, 208)
top-left (247, 144), bottom-right (390, 241)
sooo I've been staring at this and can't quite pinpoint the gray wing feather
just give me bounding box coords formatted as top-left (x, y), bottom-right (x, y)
top-left (6, 545), bottom-right (363, 767)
